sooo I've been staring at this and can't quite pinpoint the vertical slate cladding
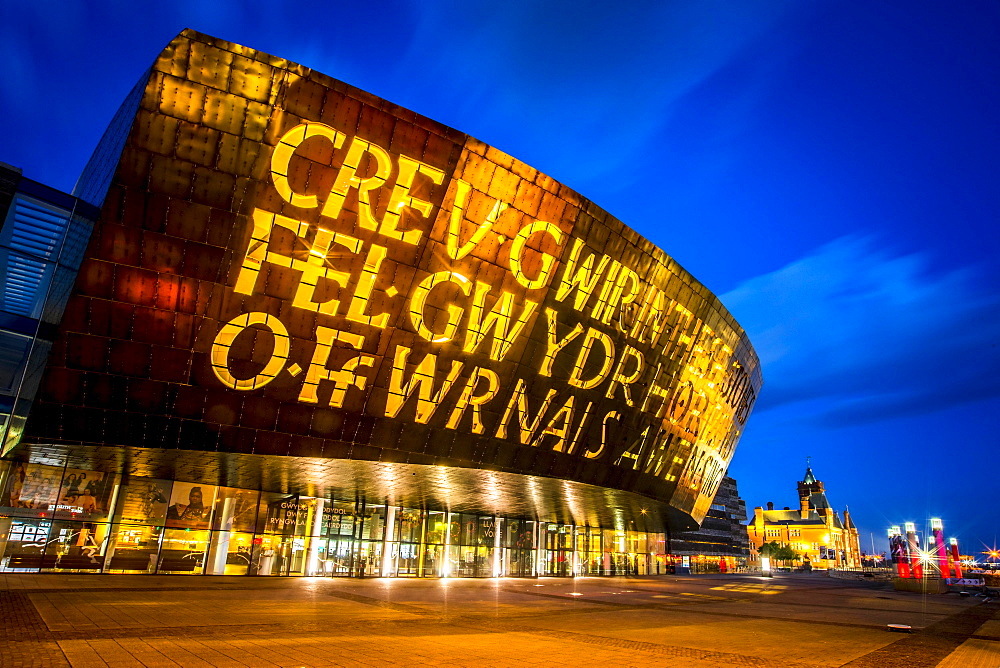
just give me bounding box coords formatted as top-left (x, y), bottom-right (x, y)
top-left (669, 476), bottom-right (749, 558)
top-left (20, 30), bottom-right (760, 531)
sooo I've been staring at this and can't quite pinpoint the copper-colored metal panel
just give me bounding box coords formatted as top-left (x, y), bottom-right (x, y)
top-left (20, 29), bottom-right (761, 530)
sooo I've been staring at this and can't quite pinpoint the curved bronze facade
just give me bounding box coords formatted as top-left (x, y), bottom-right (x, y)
top-left (19, 30), bottom-right (760, 531)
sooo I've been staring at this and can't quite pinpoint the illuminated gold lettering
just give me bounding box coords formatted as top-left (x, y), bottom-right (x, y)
top-left (554, 239), bottom-right (610, 311)
top-left (663, 303), bottom-right (696, 359)
top-left (629, 285), bottom-right (657, 341)
top-left (734, 381), bottom-right (756, 425)
top-left (635, 288), bottom-right (669, 345)
top-left (445, 366), bottom-right (500, 433)
top-left (345, 243), bottom-right (389, 328)
top-left (271, 123), bottom-right (345, 208)
top-left (720, 425), bottom-right (742, 459)
top-left (294, 230), bottom-right (362, 315)
top-left (700, 412), bottom-right (735, 460)
top-left (298, 327), bottom-right (373, 407)
top-left (642, 433), bottom-right (674, 477)
top-left (565, 400), bottom-right (593, 455)
top-left (604, 345), bottom-right (644, 406)
top-left (211, 312), bottom-right (290, 390)
top-left (639, 363), bottom-right (670, 416)
top-left (615, 425), bottom-right (652, 469)
top-left (321, 137), bottom-right (392, 227)
top-left (463, 281), bottom-right (537, 361)
top-left (681, 389), bottom-right (709, 437)
top-left (681, 449), bottom-right (714, 491)
top-left (232, 209), bottom-right (361, 315)
top-left (709, 342), bottom-right (734, 386)
top-left (328, 356), bottom-right (373, 407)
top-left (691, 447), bottom-right (711, 486)
top-left (496, 379), bottom-right (556, 445)
top-left (386, 346), bottom-right (464, 423)
top-left (591, 260), bottom-right (622, 321)
top-left (567, 327), bottom-right (614, 390)
top-left (720, 358), bottom-right (749, 403)
top-left (534, 394), bottom-right (575, 452)
top-left (446, 179), bottom-right (507, 261)
top-left (409, 271), bottom-right (472, 342)
top-left (702, 458), bottom-right (724, 498)
top-left (668, 381), bottom-right (695, 424)
top-left (234, 208), bottom-right (281, 295)
top-left (539, 307), bottom-right (583, 377)
top-left (380, 156), bottom-right (445, 244)
top-left (598, 265), bottom-right (640, 329)
top-left (509, 221), bottom-right (563, 290)
top-left (683, 325), bottom-right (717, 378)
top-left (583, 410), bottom-right (619, 459)
top-left (662, 438), bottom-right (692, 483)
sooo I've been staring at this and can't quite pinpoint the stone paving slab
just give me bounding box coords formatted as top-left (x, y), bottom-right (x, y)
top-left (935, 639), bottom-right (1000, 668)
top-left (974, 618), bottom-right (1000, 639)
top-left (524, 608), bottom-right (894, 665)
top-left (2, 573), bottom-right (997, 667)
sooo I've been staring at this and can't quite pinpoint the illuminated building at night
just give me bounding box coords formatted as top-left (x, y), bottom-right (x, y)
top-left (0, 30), bottom-right (760, 577)
top-left (747, 465), bottom-right (860, 569)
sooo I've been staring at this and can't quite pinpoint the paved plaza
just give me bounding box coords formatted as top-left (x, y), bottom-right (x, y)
top-left (1, 572), bottom-right (997, 667)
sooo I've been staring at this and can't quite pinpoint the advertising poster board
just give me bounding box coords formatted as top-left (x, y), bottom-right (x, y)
top-left (165, 482), bottom-right (216, 529)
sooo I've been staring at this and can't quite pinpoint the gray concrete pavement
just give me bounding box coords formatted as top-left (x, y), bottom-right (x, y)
top-left (2, 572), bottom-right (997, 667)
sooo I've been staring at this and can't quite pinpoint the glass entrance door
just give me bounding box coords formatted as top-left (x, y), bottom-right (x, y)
top-left (505, 519), bottom-right (535, 577)
top-left (326, 538), bottom-right (357, 576)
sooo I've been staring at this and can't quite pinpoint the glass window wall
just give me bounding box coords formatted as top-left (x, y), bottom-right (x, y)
top-left (0, 465), bottom-right (666, 579)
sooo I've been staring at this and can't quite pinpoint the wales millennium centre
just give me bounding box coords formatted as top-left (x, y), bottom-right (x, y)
top-left (0, 30), bottom-right (760, 578)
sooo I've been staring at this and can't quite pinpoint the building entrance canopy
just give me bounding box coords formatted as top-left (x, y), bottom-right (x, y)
top-left (0, 458), bottom-right (667, 578)
top-left (9, 441), bottom-right (683, 531)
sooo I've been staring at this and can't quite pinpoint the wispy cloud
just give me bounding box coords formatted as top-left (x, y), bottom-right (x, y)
top-left (722, 237), bottom-right (1000, 425)
top-left (390, 1), bottom-right (799, 188)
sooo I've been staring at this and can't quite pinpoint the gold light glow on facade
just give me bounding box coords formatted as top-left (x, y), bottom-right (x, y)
top-left (322, 137), bottom-right (392, 227)
top-left (409, 271), bottom-right (472, 343)
top-left (175, 41), bottom-right (760, 521)
top-left (462, 282), bottom-right (537, 361)
top-left (297, 327), bottom-right (372, 407)
top-left (446, 179), bottom-right (506, 261)
top-left (211, 312), bottom-right (290, 390)
top-left (221, 126), bottom-right (756, 506)
top-left (270, 123), bottom-right (345, 208)
top-left (508, 220), bottom-right (563, 290)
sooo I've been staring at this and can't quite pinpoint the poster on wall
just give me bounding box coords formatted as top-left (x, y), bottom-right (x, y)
top-left (1, 463), bottom-right (60, 510)
top-left (118, 478), bottom-right (172, 524)
top-left (55, 468), bottom-right (117, 519)
top-left (165, 482), bottom-right (216, 529)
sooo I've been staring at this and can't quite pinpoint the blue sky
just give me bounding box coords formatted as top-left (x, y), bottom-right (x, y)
top-left (2, 1), bottom-right (998, 558)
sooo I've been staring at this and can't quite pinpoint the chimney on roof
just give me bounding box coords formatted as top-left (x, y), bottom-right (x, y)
top-left (800, 493), bottom-right (810, 520)
top-left (767, 501), bottom-right (774, 511)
